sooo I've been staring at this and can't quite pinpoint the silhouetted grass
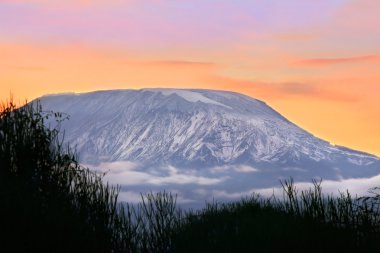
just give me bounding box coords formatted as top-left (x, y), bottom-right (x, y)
top-left (170, 180), bottom-right (380, 252)
top-left (113, 182), bottom-right (380, 253)
top-left (1, 98), bottom-right (380, 252)
top-left (0, 99), bottom-right (130, 252)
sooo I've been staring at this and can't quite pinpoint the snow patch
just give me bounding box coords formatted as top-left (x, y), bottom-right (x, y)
top-left (146, 89), bottom-right (231, 109)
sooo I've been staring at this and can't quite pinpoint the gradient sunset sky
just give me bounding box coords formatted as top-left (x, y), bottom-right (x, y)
top-left (1, 0), bottom-right (379, 155)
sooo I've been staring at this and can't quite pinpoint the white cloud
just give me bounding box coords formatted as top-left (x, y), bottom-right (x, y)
top-left (211, 189), bottom-right (257, 200)
top-left (209, 165), bottom-right (259, 174)
top-left (87, 162), bottom-right (227, 186)
top-left (86, 161), bottom-right (380, 205)
top-left (281, 167), bottom-right (306, 172)
top-left (146, 166), bottom-right (226, 185)
top-left (118, 191), bottom-right (143, 203)
top-left (193, 188), bottom-right (258, 201)
top-left (118, 190), bottom-right (196, 204)
top-left (193, 174), bottom-right (380, 203)
top-left (234, 165), bottom-right (259, 173)
top-left (254, 174), bottom-right (380, 198)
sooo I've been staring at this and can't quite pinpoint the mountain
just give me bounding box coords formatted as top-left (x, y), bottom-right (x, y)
top-left (34, 89), bottom-right (380, 204)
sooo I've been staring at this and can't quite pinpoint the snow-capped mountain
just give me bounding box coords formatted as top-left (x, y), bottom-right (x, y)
top-left (34, 89), bottom-right (380, 204)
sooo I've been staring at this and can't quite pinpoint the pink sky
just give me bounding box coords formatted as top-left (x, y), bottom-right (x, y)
top-left (1, 0), bottom-right (380, 155)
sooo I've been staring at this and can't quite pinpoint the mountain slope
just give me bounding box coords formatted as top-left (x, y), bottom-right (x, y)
top-left (34, 89), bottom-right (380, 201)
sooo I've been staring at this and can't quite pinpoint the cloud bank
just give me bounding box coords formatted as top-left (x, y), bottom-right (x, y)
top-left (86, 161), bottom-right (380, 206)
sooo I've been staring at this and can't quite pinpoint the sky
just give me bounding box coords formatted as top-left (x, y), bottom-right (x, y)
top-left (0, 0), bottom-right (379, 156)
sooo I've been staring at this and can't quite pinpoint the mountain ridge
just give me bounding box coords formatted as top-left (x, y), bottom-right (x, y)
top-left (40, 88), bottom-right (379, 157)
top-left (34, 88), bottom-right (380, 186)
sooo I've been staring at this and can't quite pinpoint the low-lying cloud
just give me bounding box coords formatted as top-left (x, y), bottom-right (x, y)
top-left (209, 165), bottom-right (259, 174)
top-left (86, 161), bottom-right (380, 206)
top-left (87, 161), bottom-right (227, 186)
top-left (255, 174), bottom-right (380, 198)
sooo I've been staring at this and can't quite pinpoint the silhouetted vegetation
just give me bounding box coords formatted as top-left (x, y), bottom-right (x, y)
top-left (0, 100), bottom-right (130, 252)
top-left (118, 180), bottom-right (380, 253)
top-left (1, 98), bottom-right (380, 252)
top-left (171, 180), bottom-right (380, 252)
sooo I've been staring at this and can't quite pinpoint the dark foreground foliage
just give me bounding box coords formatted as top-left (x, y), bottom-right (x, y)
top-left (1, 99), bottom-right (380, 253)
top-left (125, 183), bottom-right (380, 253)
top-left (171, 181), bottom-right (380, 253)
top-left (0, 100), bottom-right (130, 252)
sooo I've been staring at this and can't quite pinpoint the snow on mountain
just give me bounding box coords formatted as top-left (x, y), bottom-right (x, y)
top-left (34, 89), bottom-right (380, 205)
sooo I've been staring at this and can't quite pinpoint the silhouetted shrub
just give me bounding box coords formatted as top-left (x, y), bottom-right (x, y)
top-left (171, 180), bottom-right (380, 252)
top-left (0, 99), bottom-right (129, 252)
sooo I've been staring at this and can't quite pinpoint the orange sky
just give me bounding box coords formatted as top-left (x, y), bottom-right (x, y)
top-left (1, 0), bottom-right (379, 156)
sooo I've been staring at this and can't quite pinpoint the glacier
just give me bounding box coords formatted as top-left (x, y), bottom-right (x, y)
top-left (34, 88), bottom-right (380, 205)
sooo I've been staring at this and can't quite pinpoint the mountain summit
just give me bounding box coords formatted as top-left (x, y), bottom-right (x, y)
top-left (35, 89), bottom-right (380, 199)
